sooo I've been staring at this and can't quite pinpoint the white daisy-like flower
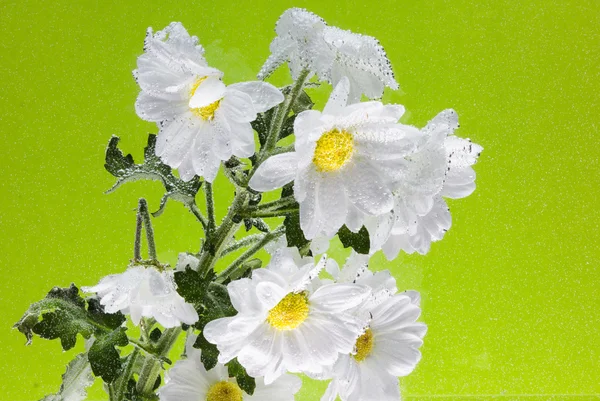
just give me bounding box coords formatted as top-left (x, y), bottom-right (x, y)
top-left (134, 22), bottom-right (284, 182)
top-left (203, 248), bottom-right (371, 384)
top-left (259, 8), bottom-right (398, 101)
top-left (368, 109), bottom-right (483, 258)
top-left (249, 77), bottom-right (420, 239)
top-left (82, 265), bottom-right (198, 328)
top-left (323, 254), bottom-right (426, 401)
top-left (321, 25), bottom-right (398, 102)
top-left (159, 334), bottom-right (301, 401)
top-left (258, 8), bottom-right (330, 81)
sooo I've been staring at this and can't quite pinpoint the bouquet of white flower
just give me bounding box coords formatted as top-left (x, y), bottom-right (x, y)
top-left (15, 8), bottom-right (482, 401)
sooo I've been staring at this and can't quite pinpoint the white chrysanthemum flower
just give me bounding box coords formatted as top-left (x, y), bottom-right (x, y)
top-left (321, 25), bottom-right (398, 102)
top-left (159, 334), bottom-right (301, 401)
top-left (134, 22), bottom-right (284, 182)
top-left (249, 77), bottom-right (420, 239)
top-left (258, 8), bottom-right (330, 81)
top-left (259, 8), bottom-right (398, 101)
top-left (323, 254), bottom-right (426, 401)
top-left (203, 248), bottom-right (371, 384)
top-left (82, 265), bottom-right (198, 328)
top-left (368, 109), bottom-right (483, 258)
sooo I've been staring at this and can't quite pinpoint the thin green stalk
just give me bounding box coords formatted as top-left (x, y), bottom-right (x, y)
top-left (134, 202), bottom-right (143, 261)
top-left (138, 199), bottom-right (157, 260)
top-left (217, 227), bottom-right (285, 282)
top-left (252, 196), bottom-right (297, 211)
top-left (135, 327), bottom-right (182, 396)
top-left (271, 144), bottom-right (295, 155)
top-left (112, 348), bottom-right (140, 401)
top-left (204, 182), bottom-right (216, 234)
top-left (264, 68), bottom-right (310, 153)
top-left (243, 208), bottom-right (299, 219)
top-left (220, 234), bottom-right (264, 256)
top-left (189, 202), bottom-right (208, 231)
top-left (245, 69), bottom-right (310, 185)
top-left (197, 189), bottom-right (248, 274)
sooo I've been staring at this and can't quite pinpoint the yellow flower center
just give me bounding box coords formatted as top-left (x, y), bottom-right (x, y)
top-left (206, 381), bottom-right (243, 401)
top-left (267, 292), bottom-right (309, 330)
top-left (313, 129), bottom-right (354, 172)
top-left (190, 76), bottom-right (221, 121)
top-left (353, 328), bottom-right (374, 362)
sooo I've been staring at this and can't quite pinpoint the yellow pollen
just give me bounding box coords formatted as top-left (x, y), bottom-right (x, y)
top-left (353, 328), bottom-right (374, 362)
top-left (267, 292), bottom-right (309, 330)
top-left (206, 381), bottom-right (243, 401)
top-left (190, 76), bottom-right (221, 121)
top-left (313, 129), bottom-right (354, 172)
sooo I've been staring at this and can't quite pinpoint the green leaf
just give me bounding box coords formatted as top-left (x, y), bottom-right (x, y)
top-left (104, 135), bottom-right (202, 215)
top-left (174, 267), bottom-right (214, 309)
top-left (227, 358), bottom-right (256, 395)
top-left (283, 213), bottom-right (310, 251)
top-left (338, 225), bottom-right (370, 254)
top-left (40, 353), bottom-right (94, 401)
top-left (193, 332), bottom-right (219, 371)
top-left (190, 281), bottom-right (237, 371)
top-left (88, 327), bottom-right (129, 383)
top-left (252, 109), bottom-right (275, 147)
top-left (291, 90), bottom-right (314, 114)
top-left (14, 284), bottom-right (125, 351)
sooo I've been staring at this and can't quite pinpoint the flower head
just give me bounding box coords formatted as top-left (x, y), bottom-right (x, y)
top-left (159, 334), bottom-right (301, 401)
top-left (203, 248), bottom-right (370, 384)
top-left (367, 109), bottom-right (483, 257)
top-left (82, 265), bottom-right (198, 328)
top-left (134, 22), bottom-right (284, 182)
top-left (249, 77), bottom-right (420, 239)
top-left (259, 8), bottom-right (398, 101)
top-left (323, 255), bottom-right (426, 401)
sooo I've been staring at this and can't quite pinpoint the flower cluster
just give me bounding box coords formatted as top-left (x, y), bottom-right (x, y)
top-left (16, 7), bottom-right (481, 401)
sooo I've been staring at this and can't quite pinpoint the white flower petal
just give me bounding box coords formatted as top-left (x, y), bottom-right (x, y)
top-left (228, 81), bottom-right (284, 113)
top-left (323, 76), bottom-right (350, 115)
top-left (344, 161), bottom-right (393, 215)
top-left (188, 76), bottom-right (226, 108)
top-left (249, 152), bottom-right (299, 192)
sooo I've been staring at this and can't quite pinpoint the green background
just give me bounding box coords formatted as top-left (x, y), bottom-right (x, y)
top-left (1, 0), bottom-right (598, 400)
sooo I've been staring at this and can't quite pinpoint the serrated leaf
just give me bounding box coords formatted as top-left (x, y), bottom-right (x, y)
top-left (104, 135), bottom-right (201, 215)
top-left (40, 353), bottom-right (94, 401)
top-left (252, 109), bottom-right (275, 147)
top-left (88, 327), bottom-right (129, 383)
top-left (14, 284), bottom-right (125, 351)
top-left (283, 213), bottom-right (310, 251)
top-left (191, 282), bottom-right (237, 371)
top-left (193, 332), bottom-right (219, 371)
top-left (227, 358), bottom-right (256, 395)
top-left (174, 268), bottom-right (214, 309)
top-left (338, 225), bottom-right (370, 254)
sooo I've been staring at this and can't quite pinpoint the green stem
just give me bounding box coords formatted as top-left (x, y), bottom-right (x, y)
top-left (135, 327), bottom-right (182, 397)
top-left (217, 227), bottom-right (285, 282)
top-left (198, 190), bottom-right (248, 274)
top-left (252, 196), bottom-right (297, 211)
top-left (204, 182), bottom-right (216, 234)
top-left (220, 234), bottom-right (264, 256)
top-left (189, 202), bottom-right (208, 231)
top-left (264, 68), bottom-right (310, 153)
top-left (272, 144), bottom-right (295, 155)
top-left (134, 201), bottom-right (143, 261)
top-left (246, 68), bottom-right (310, 185)
top-left (112, 348), bottom-right (140, 401)
top-left (138, 199), bottom-right (157, 261)
top-left (242, 208), bottom-right (299, 219)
